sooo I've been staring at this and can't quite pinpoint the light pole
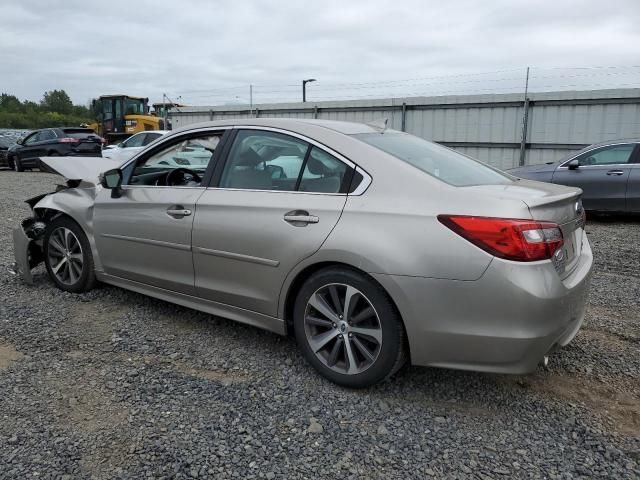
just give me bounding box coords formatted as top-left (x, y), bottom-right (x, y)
top-left (302, 78), bottom-right (316, 102)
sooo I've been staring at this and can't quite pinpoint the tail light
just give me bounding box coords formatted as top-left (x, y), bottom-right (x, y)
top-left (59, 137), bottom-right (80, 144)
top-left (438, 215), bottom-right (564, 262)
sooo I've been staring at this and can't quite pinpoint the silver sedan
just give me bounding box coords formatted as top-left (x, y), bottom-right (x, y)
top-left (12, 119), bottom-right (593, 387)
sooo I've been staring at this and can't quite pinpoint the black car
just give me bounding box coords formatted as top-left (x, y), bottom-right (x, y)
top-left (0, 139), bottom-right (10, 168)
top-left (10, 127), bottom-right (104, 172)
top-left (508, 139), bottom-right (640, 213)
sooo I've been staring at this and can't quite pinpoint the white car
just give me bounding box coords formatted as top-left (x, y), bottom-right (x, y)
top-left (102, 130), bottom-right (169, 162)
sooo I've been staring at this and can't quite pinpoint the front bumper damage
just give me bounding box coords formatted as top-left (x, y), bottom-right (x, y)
top-left (11, 212), bottom-right (49, 285)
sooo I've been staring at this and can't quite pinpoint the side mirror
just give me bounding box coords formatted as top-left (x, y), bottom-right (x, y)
top-left (16, 138), bottom-right (24, 145)
top-left (100, 168), bottom-right (123, 198)
top-left (567, 159), bottom-right (580, 170)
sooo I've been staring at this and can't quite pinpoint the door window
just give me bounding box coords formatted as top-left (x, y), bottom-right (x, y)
top-left (219, 130), bottom-right (351, 193)
top-left (23, 132), bottom-right (41, 145)
top-left (41, 130), bottom-right (57, 141)
top-left (574, 144), bottom-right (635, 166)
top-left (126, 133), bottom-right (222, 187)
top-left (122, 133), bottom-right (146, 148)
top-left (299, 147), bottom-right (348, 193)
top-left (142, 132), bottom-right (163, 146)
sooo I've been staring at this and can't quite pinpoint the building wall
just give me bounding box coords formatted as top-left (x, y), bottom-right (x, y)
top-left (169, 89), bottom-right (640, 170)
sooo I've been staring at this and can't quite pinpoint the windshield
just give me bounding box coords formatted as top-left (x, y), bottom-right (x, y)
top-left (125, 98), bottom-right (146, 115)
top-left (354, 132), bottom-right (513, 187)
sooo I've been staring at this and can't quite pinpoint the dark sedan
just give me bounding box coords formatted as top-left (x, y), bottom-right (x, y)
top-left (508, 139), bottom-right (640, 213)
top-left (10, 127), bottom-right (104, 172)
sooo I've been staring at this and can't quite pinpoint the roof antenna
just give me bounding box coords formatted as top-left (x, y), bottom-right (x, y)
top-left (366, 117), bottom-right (389, 133)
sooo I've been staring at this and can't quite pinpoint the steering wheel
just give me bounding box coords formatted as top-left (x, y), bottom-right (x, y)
top-left (164, 168), bottom-right (202, 186)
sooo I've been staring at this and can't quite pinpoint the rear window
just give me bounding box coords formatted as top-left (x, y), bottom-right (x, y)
top-left (353, 132), bottom-right (513, 187)
top-left (62, 128), bottom-right (96, 138)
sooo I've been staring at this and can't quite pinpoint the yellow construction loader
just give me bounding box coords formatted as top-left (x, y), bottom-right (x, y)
top-left (87, 95), bottom-right (165, 144)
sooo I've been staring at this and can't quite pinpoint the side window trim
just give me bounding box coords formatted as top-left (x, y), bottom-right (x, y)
top-left (559, 143), bottom-right (636, 168)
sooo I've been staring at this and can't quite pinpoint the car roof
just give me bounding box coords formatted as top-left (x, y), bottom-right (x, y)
top-left (173, 118), bottom-right (382, 136)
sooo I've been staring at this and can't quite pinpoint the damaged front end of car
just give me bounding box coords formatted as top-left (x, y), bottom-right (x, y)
top-left (10, 194), bottom-right (55, 284)
top-left (9, 155), bottom-right (120, 284)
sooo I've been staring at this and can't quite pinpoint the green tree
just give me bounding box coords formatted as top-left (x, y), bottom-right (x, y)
top-left (41, 89), bottom-right (73, 115)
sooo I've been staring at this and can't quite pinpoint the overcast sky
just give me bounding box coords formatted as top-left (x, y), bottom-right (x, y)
top-left (1, 0), bottom-right (639, 106)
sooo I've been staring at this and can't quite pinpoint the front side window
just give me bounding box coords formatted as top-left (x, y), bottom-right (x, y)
top-left (24, 132), bottom-right (40, 145)
top-left (219, 130), bottom-right (351, 193)
top-left (353, 132), bottom-right (513, 187)
top-left (573, 144), bottom-right (635, 166)
top-left (126, 133), bottom-right (221, 187)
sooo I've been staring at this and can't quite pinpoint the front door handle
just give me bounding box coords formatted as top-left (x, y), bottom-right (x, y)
top-left (606, 170), bottom-right (625, 176)
top-left (166, 206), bottom-right (192, 218)
top-left (284, 210), bottom-right (319, 226)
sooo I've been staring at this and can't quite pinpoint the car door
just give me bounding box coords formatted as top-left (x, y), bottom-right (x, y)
top-left (626, 161), bottom-right (640, 213)
top-left (17, 131), bottom-right (43, 166)
top-left (93, 129), bottom-right (227, 295)
top-left (551, 143), bottom-right (637, 211)
top-left (192, 128), bottom-right (354, 317)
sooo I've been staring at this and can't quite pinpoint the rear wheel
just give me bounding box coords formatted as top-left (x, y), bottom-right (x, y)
top-left (294, 267), bottom-right (406, 388)
top-left (43, 217), bottom-right (96, 293)
top-left (13, 157), bottom-right (24, 172)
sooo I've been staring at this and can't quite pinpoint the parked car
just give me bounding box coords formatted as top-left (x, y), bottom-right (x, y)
top-left (10, 127), bottom-right (104, 172)
top-left (102, 130), bottom-right (169, 163)
top-left (0, 138), bottom-right (10, 168)
top-left (508, 139), bottom-right (640, 213)
top-left (11, 119), bottom-right (593, 388)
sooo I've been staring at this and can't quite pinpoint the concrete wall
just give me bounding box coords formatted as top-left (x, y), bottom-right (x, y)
top-left (168, 88), bottom-right (640, 170)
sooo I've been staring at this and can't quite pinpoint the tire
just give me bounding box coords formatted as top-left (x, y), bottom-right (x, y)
top-left (294, 267), bottom-right (406, 388)
top-left (43, 217), bottom-right (97, 293)
top-left (13, 157), bottom-right (24, 172)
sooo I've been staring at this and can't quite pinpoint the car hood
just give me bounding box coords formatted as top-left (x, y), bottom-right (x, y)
top-left (506, 163), bottom-right (557, 175)
top-left (39, 156), bottom-right (123, 185)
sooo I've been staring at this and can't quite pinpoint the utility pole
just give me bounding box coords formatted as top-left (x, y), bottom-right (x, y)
top-left (249, 84), bottom-right (253, 116)
top-left (302, 78), bottom-right (316, 102)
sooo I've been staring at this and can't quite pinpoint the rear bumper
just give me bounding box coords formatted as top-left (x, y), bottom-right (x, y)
top-left (373, 232), bottom-right (593, 374)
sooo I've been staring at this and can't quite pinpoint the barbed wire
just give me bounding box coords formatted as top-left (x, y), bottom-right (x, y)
top-left (169, 65), bottom-right (640, 106)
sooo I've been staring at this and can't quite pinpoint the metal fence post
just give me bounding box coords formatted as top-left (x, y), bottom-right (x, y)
top-left (518, 67), bottom-right (530, 166)
top-left (313, 105), bottom-right (318, 119)
top-left (209, 110), bottom-right (213, 121)
top-left (401, 102), bottom-right (407, 132)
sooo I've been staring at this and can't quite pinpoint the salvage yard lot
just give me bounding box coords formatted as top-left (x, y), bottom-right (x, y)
top-left (0, 171), bottom-right (638, 479)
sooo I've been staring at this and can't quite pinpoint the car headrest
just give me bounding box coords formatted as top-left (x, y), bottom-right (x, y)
top-left (307, 156), bottom-right (327, 175)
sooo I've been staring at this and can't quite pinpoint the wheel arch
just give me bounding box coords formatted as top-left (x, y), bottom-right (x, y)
top-left (280, 260), bottom-right (410, 358)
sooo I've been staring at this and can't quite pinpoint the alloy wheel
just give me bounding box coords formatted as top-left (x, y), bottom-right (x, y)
top-left (304, 283), bottom-right (382, 375)
top-left (47, 227), bottom-right (84, 285)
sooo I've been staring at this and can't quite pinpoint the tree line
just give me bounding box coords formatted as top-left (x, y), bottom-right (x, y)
top-left (0, 90), bottom-right (93, 129)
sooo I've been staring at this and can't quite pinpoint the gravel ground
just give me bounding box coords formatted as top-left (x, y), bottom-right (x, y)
top-left (0, 170), bottom-right (638, 479)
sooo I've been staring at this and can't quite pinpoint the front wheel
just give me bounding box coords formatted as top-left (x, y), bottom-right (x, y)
top-left (294, 268), bottom-right (406, 388)
top-left (13, 157), bottom-right (24, 172)
top-left (43, 217), bottom-right (96, 293)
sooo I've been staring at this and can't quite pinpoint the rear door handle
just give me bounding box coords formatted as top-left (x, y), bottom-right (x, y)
top-left (606, 170), bottom-right (625, 176)
top-left (166, 206), bottom-right (192, 218)
top-left (284, 210), bottom-right (319, 225)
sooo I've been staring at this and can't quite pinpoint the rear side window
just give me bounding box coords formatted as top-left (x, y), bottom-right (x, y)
top-left (142, 133), bottom-right (163, 146)
top-left (219, 130), bottom-right (352, 193)
top-left (353, 132), bottom-right (513, 187)
top-left (299, 147), bottom-right (348, 193)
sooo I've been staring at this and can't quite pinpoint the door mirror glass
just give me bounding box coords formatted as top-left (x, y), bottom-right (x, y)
top-left (101, 168), bottom-right (122, 189)
top-left (16, 138), bottom-right (24, 145)
top-left (567, 159), bottom-right (580, 170)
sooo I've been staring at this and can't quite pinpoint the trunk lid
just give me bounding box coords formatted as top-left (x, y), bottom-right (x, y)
top-left (462, 179), bottom-right (585, 276)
